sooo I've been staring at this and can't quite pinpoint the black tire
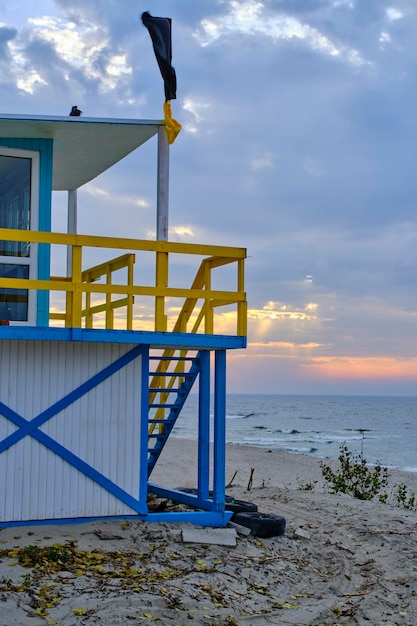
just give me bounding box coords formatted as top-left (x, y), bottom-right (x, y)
top-left (225, 497), bottom-right (258, 519)
top-left (234, 512), bottom-right (286, 538)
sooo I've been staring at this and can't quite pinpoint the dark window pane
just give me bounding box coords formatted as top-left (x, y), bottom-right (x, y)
top-left (0, 263), bottom-right (29, 321)
top-left (0, 155), bottom-right (31, 257)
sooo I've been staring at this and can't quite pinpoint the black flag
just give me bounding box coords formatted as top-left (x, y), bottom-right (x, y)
top-left (141, 11), bottom-right (177, 101)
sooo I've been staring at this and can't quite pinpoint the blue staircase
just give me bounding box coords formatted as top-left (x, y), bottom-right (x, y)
top-left (147, 350), bottom-right (201, 477)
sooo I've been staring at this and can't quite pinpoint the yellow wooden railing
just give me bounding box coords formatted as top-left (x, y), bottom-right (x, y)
top-left (0, 228), bottom-right (247, 336)
top-left (50, 253), bottom-right (136, 329)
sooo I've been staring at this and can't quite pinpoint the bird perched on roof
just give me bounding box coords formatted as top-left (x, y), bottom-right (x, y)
top-left (69, 105), bottom-right (82, 116)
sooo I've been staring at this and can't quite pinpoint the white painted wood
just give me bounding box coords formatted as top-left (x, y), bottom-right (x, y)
top-left (0, 341), bottom-right (143, 522)
top-left (0, 114), bottom-right (162, 191)
top-left (157, 126), bottom-right (169, 241)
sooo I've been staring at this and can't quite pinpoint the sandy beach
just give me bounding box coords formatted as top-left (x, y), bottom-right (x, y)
top-left (1, 438), bottom-right (416, 625)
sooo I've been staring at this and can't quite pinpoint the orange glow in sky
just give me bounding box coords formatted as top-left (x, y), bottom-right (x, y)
top-left (300, 356), bottom-right (417, 380)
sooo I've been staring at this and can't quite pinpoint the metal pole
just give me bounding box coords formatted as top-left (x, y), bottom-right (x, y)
top-left (67, 189), bottom-right (77, 276)
top-left (157, 126), bottom-right (169, 241)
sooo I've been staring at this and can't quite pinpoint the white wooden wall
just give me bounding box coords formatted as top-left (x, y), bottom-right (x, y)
top-left (0, 340), bottom-right (143, 522)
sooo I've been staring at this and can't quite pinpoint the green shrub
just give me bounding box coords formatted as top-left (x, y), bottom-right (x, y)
top-left (320, 444), bottom-right (389, 501)
top-left (394, 483), bottom-right (416, 510)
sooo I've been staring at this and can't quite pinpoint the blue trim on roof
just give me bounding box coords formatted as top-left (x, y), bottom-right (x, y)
top-left (0, 113), bottom-right (163, 126)
top-left (0, 326), bottom-right (246, 349)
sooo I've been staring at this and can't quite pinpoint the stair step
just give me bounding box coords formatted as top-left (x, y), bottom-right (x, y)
top-left (148, 387), bottom-right (183, 393)
top-left (147, 351), bottom-right (200, 477)
top-left (149, 356), bottom-right (196, 362)
top-left (148, 403), bottom-right (178, 409)
top-left (149, 371), bottom-right (193, 377)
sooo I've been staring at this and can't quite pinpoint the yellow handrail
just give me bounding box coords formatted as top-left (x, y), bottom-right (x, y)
top-left (0, 228), bottom-right (247, 336)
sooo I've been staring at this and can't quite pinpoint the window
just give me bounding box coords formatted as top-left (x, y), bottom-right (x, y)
top-left (0, 263), bottom-right (29, 321)
top-left (0, 148), bottom-right (39, 324)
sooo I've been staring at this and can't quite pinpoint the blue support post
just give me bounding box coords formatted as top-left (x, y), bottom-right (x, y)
top-left (213, 349), bottom-right (226, 512)
top-left (140, 346), bottom-right (150, 510)
top-left (198, 350), bottom-right (210, 499)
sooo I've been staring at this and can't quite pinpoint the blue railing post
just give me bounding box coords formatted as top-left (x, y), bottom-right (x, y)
top-left (198, 350), bottom-right (211, 499)
top-left (213, 349), bottom-right (226, 512)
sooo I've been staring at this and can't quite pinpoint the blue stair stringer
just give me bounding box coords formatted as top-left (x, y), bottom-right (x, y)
top-left (147, 351), bottom-right (200, 477)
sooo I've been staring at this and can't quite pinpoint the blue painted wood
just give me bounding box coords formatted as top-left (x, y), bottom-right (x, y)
top-left (0, 326), bottom-right (246, 349)
top-left (213, 349), bottom-right (227, 513)
top-left (198, 349), bottom-right (210, 499)
top-left (140, 346), bottom-right (150, 508)
top-left (0, 402), bottom-right (146, 513)
top-left (37, 138), bottom-right (53, 327)
top-left (147, 354), bottom-right (200, 476)
top-left (0, 344), bottom-right (145, 452)
top-left (0, 138), bottom-right (53, 326)
top-left (0, 345), bottom-right (147, 514)
top-left (0, 510), bottom-right (233, 528)
top-left (144, 510), bottom-right (233, 525)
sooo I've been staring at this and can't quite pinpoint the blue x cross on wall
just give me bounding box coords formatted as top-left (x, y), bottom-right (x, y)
top-left (0, 345), bottom-right (145, 512)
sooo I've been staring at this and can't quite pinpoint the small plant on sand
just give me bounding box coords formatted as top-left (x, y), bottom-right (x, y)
top-left (296, 478), bottom-right (317, 491)
top-left (320, 444), bottom-right (389, 501)
top-left (394, 483), bottom-right (416, 510)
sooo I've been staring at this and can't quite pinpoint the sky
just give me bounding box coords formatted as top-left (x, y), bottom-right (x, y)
top-left (1, 0), bottom-right (417, 396)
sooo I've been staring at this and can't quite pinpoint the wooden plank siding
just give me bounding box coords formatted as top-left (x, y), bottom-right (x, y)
top-left (0, 340), bottom-right (145, 522)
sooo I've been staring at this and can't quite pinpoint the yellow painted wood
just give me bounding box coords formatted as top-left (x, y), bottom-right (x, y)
top-left (1, 277), bottom-right (244, 302)
top-left (81, 253), bottom-right (136, 281)
top-left (0, 227), bottom-right (247, 336)
top-left (0, 228), bottom-right (246, 258)
top-left (127, 255), bottom-right (134, 331)
top-left (155, 250), bottom-right (168, 332)
top-left (49, 312), bottom-right (66, 320)
top-left (71, 245), bottom-right (83, 328)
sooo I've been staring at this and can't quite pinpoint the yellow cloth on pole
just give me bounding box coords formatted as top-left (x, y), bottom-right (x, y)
top-left (163, 101), bottom-right (182, 144)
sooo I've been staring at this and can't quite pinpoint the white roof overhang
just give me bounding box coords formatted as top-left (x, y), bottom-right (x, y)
top-left (0, 114), bottom-right (163, 191)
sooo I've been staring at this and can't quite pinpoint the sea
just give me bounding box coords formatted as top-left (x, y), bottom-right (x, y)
top-left (172, 394), bottom-right (417, 473)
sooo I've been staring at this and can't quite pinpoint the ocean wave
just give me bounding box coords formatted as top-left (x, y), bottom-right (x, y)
top-left (242, 437), bottom-right (288, 445)
top-left (279, 429), bottom-right (300, 435)
top-left (241, 436), bottom-right (308, 446)
top-left (226, 413), bottom-right (254, 420)
top-left (309, 434), bottom-right (373, 443)
top-left (283, 446), bottom-right (318, 454)
top-left (228, 439), bottom-right (318, 455)
top-left (343, 428), bottom-right (372, 433)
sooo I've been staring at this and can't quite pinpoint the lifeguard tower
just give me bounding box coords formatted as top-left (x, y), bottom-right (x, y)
top-left (0, 113), bottom-right (247, 527)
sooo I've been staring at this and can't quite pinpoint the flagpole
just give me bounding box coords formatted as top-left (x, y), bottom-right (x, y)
top-left (157, 126), bottom-right (169, 241)
top-left (67, 189), bottom-right (77, 274)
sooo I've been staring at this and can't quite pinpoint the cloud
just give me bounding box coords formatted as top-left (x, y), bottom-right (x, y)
top-left (250, 151), bottom-right (274, 170)
top-left (4, 0), bottom-right (417, 394)
top-left (2, 9), bottom-right (135, 106)
top-left (386, 7), bottom-right (404, 22)
top-left (182, 96), bottom-right (211, 133)
top-left (196, 0), bottom-right (369, 67)
top-left (301, 356), bottom-right (417, 380)
top-left (0, 24), bottom-right (17, 59)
